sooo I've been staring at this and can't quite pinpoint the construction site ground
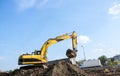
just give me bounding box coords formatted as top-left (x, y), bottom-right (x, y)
top-left (1, 60), bottom-right (120, 76)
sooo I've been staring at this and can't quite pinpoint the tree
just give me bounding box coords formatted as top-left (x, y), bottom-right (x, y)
top-left (98, 55), bottom-right (108, 66)
top-left (107, 58), bottom-right (118, 66)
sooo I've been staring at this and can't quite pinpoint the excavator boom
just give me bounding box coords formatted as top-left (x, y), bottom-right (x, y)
top-left (40, 31), bottom-right (77, 60)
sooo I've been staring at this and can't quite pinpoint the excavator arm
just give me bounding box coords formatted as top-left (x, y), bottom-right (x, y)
top-left (40, 31), bottom-right (77, 60)
top-left (72, 31), bottom-right (77, 50)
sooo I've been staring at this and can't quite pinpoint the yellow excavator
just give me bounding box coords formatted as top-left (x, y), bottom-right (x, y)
top-left (18, 31), bottom-right (77, 66)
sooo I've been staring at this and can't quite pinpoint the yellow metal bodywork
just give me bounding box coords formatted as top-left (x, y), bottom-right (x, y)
top-left (18, 31), bottom-right (77, 65)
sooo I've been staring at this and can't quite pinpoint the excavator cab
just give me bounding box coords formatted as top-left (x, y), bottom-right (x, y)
top-left (32, 50), bottom-right (41, 55)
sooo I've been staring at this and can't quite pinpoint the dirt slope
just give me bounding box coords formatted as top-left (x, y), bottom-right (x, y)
top-left (1, 62), bottom-right (120, 76)
top-left (45, 60), bottom-right (88, 76)
top-left (0, 60), bottom-right (96, 76)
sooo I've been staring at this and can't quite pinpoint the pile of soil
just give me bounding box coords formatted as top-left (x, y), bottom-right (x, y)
top-left (0, 60), bottom-right (95, 76)
top-left (83, 66), bottom-right (120, 76)
top-left (45, 60), bottom-right (89, 76)
top-left (10, 67), bottom-right (47, 76)
top-left (0, 73), bottom-right (9, 76)
top-left (1, 61), bottom-right (120, 76)
top-left (10, 60), bottom-right (91, 76)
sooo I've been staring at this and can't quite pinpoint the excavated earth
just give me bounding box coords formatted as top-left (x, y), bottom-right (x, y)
top-left (0, 61), bottom-right (94, 76)
top-left (1, 61), bottom-right (120, 76)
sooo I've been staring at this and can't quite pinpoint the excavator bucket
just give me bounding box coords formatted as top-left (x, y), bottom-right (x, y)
top-left (66, 49), bottom-right (77, 58)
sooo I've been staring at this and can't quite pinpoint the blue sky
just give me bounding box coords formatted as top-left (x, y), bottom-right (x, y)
top-left (0, 0), bottom-right (120, 71)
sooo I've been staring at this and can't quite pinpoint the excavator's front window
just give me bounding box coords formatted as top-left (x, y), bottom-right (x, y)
top-left (33, 50), bottom-right (41, 55)
top-left (37, 51), bottom-right (41, 54)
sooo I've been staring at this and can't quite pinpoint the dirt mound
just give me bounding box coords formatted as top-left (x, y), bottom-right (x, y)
top-left (83, 66), bottom-right (120, 76)
top-left (0, 61), bottom-right (99, 76)
top-left (46, 60), bottom-right (88, 76)
top-left (10, 67), bottom-right (47, 76)
top-left (0, 73), bottom-right (9, 76)
top-left (2, 61), bottom-right (120, 76)
top-left (8, 60), bottom-right (93, 76)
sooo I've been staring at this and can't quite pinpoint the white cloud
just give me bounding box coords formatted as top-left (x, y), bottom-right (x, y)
top-left (16, 0), bottom-right (37, 11)
top-left (77, 35), bottom-right (90, 44)
top-left (108, 2), bottom-right (120, 19)
top-left (15, 0), bottom-right (64, 11)
top-left (108, 3), bottom-right (120, 15)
